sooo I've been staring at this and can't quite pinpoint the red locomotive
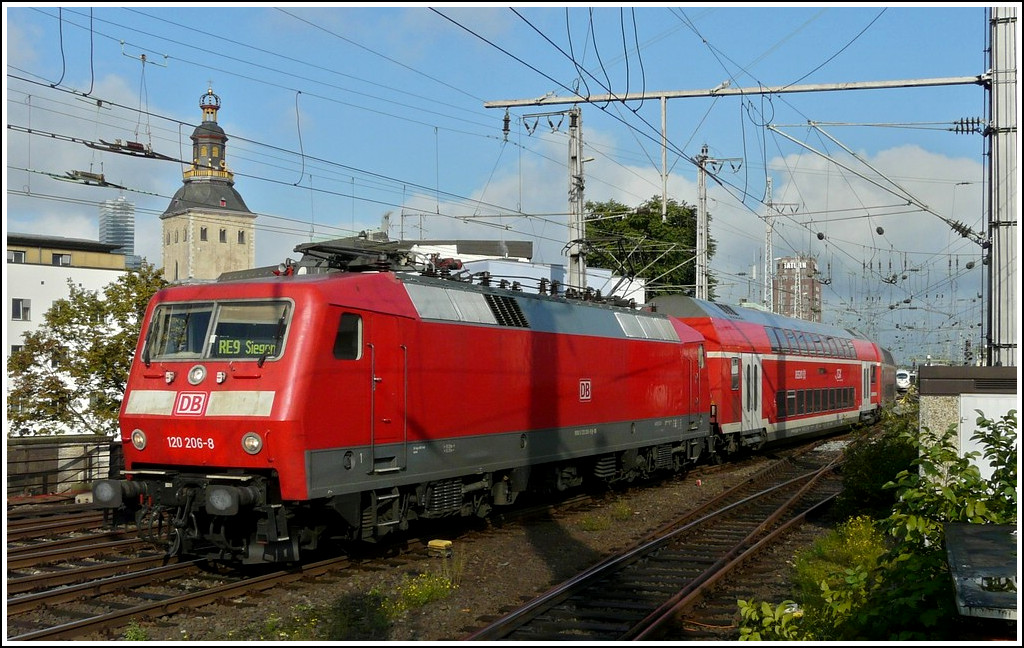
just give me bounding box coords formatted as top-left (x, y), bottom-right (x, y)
top-left (93, 240), bottom-right (895, 564)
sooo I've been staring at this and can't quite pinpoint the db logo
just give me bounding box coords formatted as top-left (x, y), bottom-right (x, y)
top-left (174, 392), bottom-right (208, 416)
top-left (579, 379), bottom-right (592, 402)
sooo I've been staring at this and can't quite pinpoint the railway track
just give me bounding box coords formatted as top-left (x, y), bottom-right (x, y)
top-left (463, 441), bottom-right (845, 641)
top-left (6, 436), bottom-right (850, 642)
top-left (4, 482), bottom-right (596, 641)
top-left (5, 556), bottom-right (355, 641)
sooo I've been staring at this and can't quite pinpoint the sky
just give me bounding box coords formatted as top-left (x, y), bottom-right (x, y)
top-left (3, 3), bottom-right (1016, 368)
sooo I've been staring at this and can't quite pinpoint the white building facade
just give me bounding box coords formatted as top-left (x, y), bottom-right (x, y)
top-left (5, 233), bottom-right (127, 436)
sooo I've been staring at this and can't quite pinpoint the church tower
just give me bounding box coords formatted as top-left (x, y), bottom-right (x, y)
top-left (161, 86), bottom-right (256, 281)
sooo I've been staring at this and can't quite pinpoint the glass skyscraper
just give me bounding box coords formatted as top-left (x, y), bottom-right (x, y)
top-left (99, 195), bottom-right (141, 269)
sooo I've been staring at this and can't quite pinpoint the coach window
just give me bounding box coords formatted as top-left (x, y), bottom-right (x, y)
top-left (333, 313), bottom-right (362, 360)
top-left (794, 332), bottom-right (806, 355)
top-left (768, 328), bottom-right (782, 353)
top-left (796, 390), bottom-right (805, 415)
top-left (730, 357), bottom-right (740, 390)
top-left (784, 329), bottom-right (797, 353)
top-left (745, 364), bottom-right (751, 410)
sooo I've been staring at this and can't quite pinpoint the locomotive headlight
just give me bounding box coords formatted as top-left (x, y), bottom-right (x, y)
top-left (241, 432), bottom-right (263, 455)
top-left (187, 364), bottom-right (207, 385)
top-left (130, 428), bottom-right (147, 451)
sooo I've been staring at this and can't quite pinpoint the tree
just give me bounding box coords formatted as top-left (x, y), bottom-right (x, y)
top-left (7, 262), bottom-right (167, 436)
top-left (583, 196), bottom-right (716, 299)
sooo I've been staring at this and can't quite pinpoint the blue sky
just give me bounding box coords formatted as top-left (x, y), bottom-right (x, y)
top-left (3, 4), bottom-right (1007, 366)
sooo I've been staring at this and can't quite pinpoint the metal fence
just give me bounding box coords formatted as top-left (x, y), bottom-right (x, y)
top-left (5, 435), bottom-right (121, 498)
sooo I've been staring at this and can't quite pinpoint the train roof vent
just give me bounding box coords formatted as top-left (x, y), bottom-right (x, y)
top-left (716, 304), bottom-right (741, 317)
top-left (485, 294), bottom-right (529, 328)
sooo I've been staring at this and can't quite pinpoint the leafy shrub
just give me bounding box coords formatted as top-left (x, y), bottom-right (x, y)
top-left (738, 409), bottom-right (1018, 641)
top-left (791, 515), bottom-right (887, 607)
top-left (835, 407), bottom-right (919, 519)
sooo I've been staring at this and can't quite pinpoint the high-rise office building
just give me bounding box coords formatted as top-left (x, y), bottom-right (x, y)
top-left (773, 255), bottom-right (822, 322)
top-left (99, 195), bottom-right (141, 269)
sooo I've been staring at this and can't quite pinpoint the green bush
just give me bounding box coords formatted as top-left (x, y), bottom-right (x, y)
top-left (791, 515), bottom-right (887, 607)
top-left (739, 516), bottom-right (888, 641)
top-left (121, 620), bottom-right (149, 641)
top-left (738, 409), bottom-right (1018, 641)
top-left (835, 406), bottom-right (919, 519)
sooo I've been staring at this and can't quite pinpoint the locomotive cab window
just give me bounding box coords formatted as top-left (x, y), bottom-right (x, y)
top-left (210, 302), bottom-right (290, 360)
top-left (146, 300), bottom-right (292, 361)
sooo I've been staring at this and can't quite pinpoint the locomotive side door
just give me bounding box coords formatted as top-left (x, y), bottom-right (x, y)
top-left (365, 313), bottom-right (409, 474)
top-left (740, 353), bottom-right (763, 432)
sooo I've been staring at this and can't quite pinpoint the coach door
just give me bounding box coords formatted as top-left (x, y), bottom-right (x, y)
top-left (740, 353), bottom-right (763, 432)
top-left (862, 362), bottom-right (873, 409)
top-left (365, 314), bottom-right (409, 474)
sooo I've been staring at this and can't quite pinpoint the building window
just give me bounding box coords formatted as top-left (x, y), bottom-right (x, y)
top-left (219, 198), bottom-right (227, 207)
top-left (212, 146), bottom-right (219, 158)
top-left (51, 253), bottom-right (71, 266)
top-left (175, 230), bottom-right (179, 243)
top-left (237, 230), bottom-right (245, 244)
top-left (200, 227), bottom-right (208, 241)
top-left (167, 231), bottom-right (171, 245)
top-left (219, 228), bottom-right (227, 243)
top-left (11, 345), bottom-right (24, 354)
top-left (7, 250), bottom-right (26, 263)
top-left (12, 298), bottom-right (31, 321)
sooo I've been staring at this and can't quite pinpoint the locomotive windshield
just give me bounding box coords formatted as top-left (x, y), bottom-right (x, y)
top-left (144, 300), bottom-right (292, 362)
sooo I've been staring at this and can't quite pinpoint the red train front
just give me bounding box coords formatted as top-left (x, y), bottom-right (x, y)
top-left (93, 249), bottom-right (711, 564)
